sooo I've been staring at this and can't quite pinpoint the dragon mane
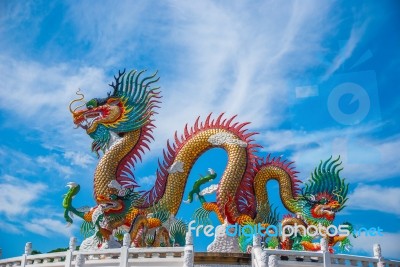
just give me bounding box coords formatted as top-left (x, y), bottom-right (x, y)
top-left (292, 156), bottom-right (349, 226)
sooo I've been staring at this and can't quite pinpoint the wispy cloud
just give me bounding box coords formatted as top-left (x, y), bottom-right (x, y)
top-left (322, 21), bottom-right (368, 80)
top-left (258, 127), bottom-right (400, 182)
top-left (0, 55), bottom-right (108, 152)
top-left (0, 221), bottom-right (23, 234)
top-left (0, 1), bottom-right (342, 168)
top-left (347, 184), bottom-right (400, 216)
top-left (23, 218), bottom-right (78, 238)
top-left (0, 175), bottom-right (47, 218)
top-left (65, 1), bottom-right (151, 66)
top-left (137, 175), bottom-right (156, 190)
top-left (0, 147), bottom-right (37, 176)
top-left (124, 0), bottom-right (338, 162)
top-left (37, 155), bottom-right (73, 178)
top-left (63, 151), bottom-right (95, 168)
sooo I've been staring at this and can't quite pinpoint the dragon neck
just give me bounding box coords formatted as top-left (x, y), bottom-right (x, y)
top-left (94, 129), bottom-right (141, 201)
top-left (253, 165), bottom-right (299, 223)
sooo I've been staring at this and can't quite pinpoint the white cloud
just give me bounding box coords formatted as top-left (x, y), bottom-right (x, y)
top-left (350, 232), bottom-right (400, 260)
top-left (0, 1), bottom-right (344, 165)
top-left (64, 151), bottom-right (95, 168)
top-left (0, 175), bottom-right (47, 217)
top-left (0, 147), bottom-right (37, 176)
top-left (0, 221), bottom-right (23, 234)
top-left (322, 21), bottom-right (368, 80)
top-left (0, 56), bottom-right (108, 152)
top-left (65, 1), bottom-right (150, 66)
top-left (37, 155), bottom-right (73, 178)
top-left (23, 218), bottom-right (78, 238)
top-left (347, 184), bottom-right (400, 216)
top-left (116, 0), bottom-right (339, 163)
top-left (138, 175), bottom-right (156, 187)
top-left (258, 127), bottom-right (400, 182)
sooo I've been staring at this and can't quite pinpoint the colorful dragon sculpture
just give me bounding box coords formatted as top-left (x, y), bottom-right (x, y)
top-left (64, 68), bottom-right (352, 252)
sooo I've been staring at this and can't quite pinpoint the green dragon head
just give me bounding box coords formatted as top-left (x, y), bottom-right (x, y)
top-left (293, 156), bottom-right (349, 227)
top-left (69, 69), bottom-right (160, 156)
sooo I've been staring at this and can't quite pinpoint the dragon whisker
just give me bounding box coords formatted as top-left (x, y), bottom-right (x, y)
top-left (69, 88), bottom-right (86, 114)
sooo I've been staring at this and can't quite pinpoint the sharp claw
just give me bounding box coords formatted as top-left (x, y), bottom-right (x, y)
top-left (66, 182), bottom-right (78, 188)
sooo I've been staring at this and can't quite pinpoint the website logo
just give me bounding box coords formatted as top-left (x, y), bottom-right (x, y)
top-left (188, 220), bottom-right (383, 243)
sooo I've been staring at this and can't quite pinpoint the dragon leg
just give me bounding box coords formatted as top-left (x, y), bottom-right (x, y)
top-left (202, 202), bottom-right (225, 223)
top-left (129, 215), bottom-right (148, 247)
top-left (152, 226), bottom-right (171, 247)
top-left (62, 182), bottom-right (91, 225)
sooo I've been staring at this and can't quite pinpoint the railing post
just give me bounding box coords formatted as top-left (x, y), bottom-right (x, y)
top-left (261, 251), bottom-right (268, 265)
top-left (183, 231), bottom-right (194, 267)
top-left (75, 253), bottom-right (85, 267)
top-left (20, 242), bottom-right (32, 267)
top-left (373, 244), bottom-right (385, 267)
top-left (321, 238), bottom-right (331, 267)
top-left (119, 233), bottom-right (131, 267)
top-left (268, 255), bottom-right (279, 267)
top-left (252, 235), bottom-right (267, 267)
top-left (65, 237), bottom-right (76, 267)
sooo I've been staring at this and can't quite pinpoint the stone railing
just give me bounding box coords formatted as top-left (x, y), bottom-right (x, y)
top-left (0, 233), bottom-right (193, 267)
top-left (251, 235), bottom-right (400, 267)
top-left (1, 234), bottom-right (399, 267)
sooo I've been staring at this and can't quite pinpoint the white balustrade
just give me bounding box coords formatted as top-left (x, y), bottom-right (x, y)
top-left (0, 237), bottom-right (399, 267)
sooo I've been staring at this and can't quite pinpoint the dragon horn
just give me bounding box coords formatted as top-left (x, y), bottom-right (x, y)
top-left (69, 89), bottom-right (85, 114)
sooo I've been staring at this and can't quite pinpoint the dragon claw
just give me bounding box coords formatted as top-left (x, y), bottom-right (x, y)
top-left (208, 168), bottom-right (215, 175)
top-left (66, 182), bottom-right (78, 189)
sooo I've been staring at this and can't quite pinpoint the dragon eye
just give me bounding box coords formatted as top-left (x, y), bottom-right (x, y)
top-left (107, 98), bottom-right (120, 105)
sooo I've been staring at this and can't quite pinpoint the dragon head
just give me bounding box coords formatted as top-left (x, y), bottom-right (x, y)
top-left (293, 156), bottom-right (349, 227)
top-left (69, 69), bottom-right (161, 156)
top-left (98, 183), bottom-right (143, 220)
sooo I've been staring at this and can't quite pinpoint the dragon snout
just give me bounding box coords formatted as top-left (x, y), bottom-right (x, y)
top-left (329, 200), bottom-right (341, 210)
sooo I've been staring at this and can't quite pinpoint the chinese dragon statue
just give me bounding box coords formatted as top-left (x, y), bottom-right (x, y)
top-left (63, 68), bottom-right (352, 252)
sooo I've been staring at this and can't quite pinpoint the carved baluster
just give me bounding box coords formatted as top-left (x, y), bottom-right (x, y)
top-left (69, 237), bottom-right (77, 251)
top-left (75, 254), bottom-right (85, 267)
top-left (374, 244), bottom-right (385, 267)
top-left (123, 233), bottom-right (131, 247)
top-left (183, 232), bottom-right (194, 267)
top-left (24, 242), bottom-right (32, 255)
top-left (350, 260), bottom-right (358, 266)
top-left (269, 255), bottom-right (279, 267)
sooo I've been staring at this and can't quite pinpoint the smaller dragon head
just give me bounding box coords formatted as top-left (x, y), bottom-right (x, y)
top-left (294, 156), bottom-right (349, 227)
top-left (98, 180), bottom-right (140, 212)
top-left (69, 69), bottom-right (160, 156)
top-left (96, 190), bottom-right (125, 215)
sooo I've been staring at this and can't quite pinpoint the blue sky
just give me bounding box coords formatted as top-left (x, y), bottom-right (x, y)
top-left (0, 0), bottom-right (399, 259)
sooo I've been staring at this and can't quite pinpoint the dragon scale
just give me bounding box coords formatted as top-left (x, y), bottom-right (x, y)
top-left (94, 129), bottom-right (140, 199)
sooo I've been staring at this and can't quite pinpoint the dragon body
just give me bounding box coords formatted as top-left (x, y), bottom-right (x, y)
top-left (64, 69), bottom-right (352, 252)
